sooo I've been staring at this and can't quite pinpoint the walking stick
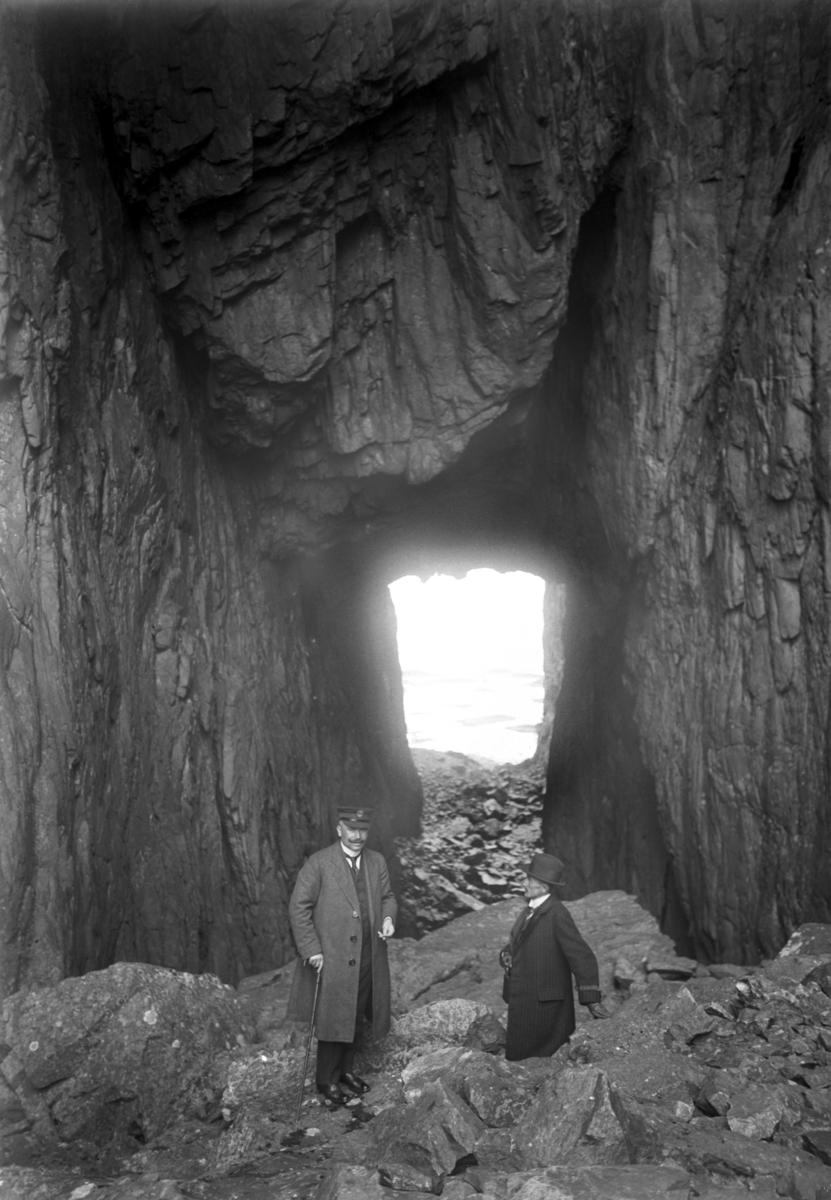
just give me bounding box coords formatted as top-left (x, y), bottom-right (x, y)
top-left (294, 963), bottom-right (321, 1127)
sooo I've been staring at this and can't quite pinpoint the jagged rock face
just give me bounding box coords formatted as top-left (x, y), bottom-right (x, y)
top-left (0, 6), bottom-right (422, 995)
top-left (1, 0), bottom-right (830, 995)
top-left (569, 5), bottom-right (831, 962)
top-left (98, 0), bottom-right (633, 507)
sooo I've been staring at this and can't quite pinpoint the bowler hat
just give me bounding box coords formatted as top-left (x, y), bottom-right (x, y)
top-left (524, 852), bottom-right (566, 888)
top-left (337, 805), bottom-right (374, 829)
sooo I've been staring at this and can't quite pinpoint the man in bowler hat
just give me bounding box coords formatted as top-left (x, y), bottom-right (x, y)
top-left (287, 805), bottom-right (397, 1104)
top-left (500, 852), bottom-right (610, 1060)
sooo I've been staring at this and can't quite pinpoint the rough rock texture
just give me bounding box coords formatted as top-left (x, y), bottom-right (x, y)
top-left (357, 946), bottom-right (831, 1197)
top-left (0, 6), bottom-right (421, 997)
top-left (0, 889), bottom-right (703, 1164)
top-left (394, 751), bottom-right (546, 935)
top-left (476, 1165), bottom-right (699, 1200)
top-left (198, 887), bottom-right (685, 1051)
top-left (2, 913), bottom-right (831, 1199)
top-left (2, 0), bottom-right (831, 1004)
top-left (1, 962), bottom-right (250, 1147)
top-left (386, 889), bottom-right (680, 1019)
top-left (561, 0), bottom-right (831, 966)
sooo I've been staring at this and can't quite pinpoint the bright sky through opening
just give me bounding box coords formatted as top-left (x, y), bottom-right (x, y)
top-left (388, 569), bottom-right (545, 764)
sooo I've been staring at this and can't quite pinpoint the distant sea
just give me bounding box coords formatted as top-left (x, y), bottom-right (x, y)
top-left (401, 665), bottom-right (544, 765)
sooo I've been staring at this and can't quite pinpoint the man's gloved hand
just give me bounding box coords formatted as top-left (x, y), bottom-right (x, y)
top-left (499, 947), bottom-right (512, 973)
top-left (308, 954), bottom-right (323, 973)
top-left (587, 1002), bottom-right (611, 1019)
top-left (379, 917), bottom-right (395, 939)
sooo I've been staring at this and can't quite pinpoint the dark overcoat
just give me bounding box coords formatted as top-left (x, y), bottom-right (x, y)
top-left (286, 842), bottom-right (397, 1042)
top-left (502, 894), bottom-right (601, 1061)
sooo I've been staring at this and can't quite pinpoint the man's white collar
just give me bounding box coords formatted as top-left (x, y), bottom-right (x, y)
top-left (528, 893), bottom-right (548, 910)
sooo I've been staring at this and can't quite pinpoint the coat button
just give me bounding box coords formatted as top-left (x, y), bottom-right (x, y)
top-left (353, 911), bottom-right (359, 918)
top-left (350, 935), bottom-right (357, 943)
top-left (348, 958), bottom-right (356, 966)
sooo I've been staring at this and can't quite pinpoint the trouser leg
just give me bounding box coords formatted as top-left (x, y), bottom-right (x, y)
top-left (315, 1040), bottom-right (347, 1088)
top-left (343, 940), bottom-right (373, 1076)
top-left (317, 938), bottom-right (373, 1086)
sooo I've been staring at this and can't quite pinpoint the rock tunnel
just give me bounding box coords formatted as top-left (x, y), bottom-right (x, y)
top-left (1, 0), bottom-right (830, 999)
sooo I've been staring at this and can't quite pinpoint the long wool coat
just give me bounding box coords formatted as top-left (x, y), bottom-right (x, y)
top-left (286, 842), bottom-right (397, 1042)
top-left (502, 894), bottom-right (601, 1061)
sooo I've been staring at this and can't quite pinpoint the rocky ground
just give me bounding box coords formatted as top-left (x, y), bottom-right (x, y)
top-left (2, 754), bottom-right (831, 1200)
top-left (394, 750), bottom-right (546, 936)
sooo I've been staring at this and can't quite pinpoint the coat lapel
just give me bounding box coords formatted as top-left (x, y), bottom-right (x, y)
top-left (329, 843), bottom-right (358, 906)
top-left (363, 852), bottom-right (376, 927)
top-left (509, 904), bottom-right (530, 945)
top-left (512, 894), bottom-right (553, 951)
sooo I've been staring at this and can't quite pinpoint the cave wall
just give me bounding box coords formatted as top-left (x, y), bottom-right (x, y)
top-left (577, 4), bottom-right (831, 961)
top-left (2, 0), bottom-right (831, 993)
top-left (0, 9), bottom-right (419, 995)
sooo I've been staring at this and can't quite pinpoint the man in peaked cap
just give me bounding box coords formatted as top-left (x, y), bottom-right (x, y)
top-left (500, 852), bottom-right (610, 1061)
top-left (287, 805), bottom-right (397, 1104)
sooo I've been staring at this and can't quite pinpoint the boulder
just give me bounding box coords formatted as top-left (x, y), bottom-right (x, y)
top-left (697, 1071), bottom-right (734, 1117)
top-left (803, 1130), bottom-right (831, 1167)
top-left (400, 1046), bottom-right (546, 1128)
top-left (369, 1077), bottom-right (486, 1176)
top-left (357, 999), bottom-right (493, 1077)
top-left (515, 1066), bottom-right (628, 1168)
top-left (600, 1044), bottom-right (706, 1113)
top-left (612, 956), bottom-right (638, 991)
top-left (219, 1040), bottom-right (308, 1119)
top-left (1, 963), bottom-right (250, 1145)
top-left (387, 903), bottom-right (518, 1016)
top-left (777, 925), bottom-right (831, 959)
top-left (464, 1011), bottom-right (507, 1054)
top-left (645, 954), bottom-right (698, 981)
top-left (724, 1083), bottom-right (801, 1141)
top-left (707, 964), bottom-right (748, 981)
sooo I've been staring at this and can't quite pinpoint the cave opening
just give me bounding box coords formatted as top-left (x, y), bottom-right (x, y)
top-left (388, 568), bottom-right (561, 766)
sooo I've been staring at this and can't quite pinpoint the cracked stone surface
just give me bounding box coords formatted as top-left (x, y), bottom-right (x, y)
top-left (1, 902), bottom-right (830, 1199)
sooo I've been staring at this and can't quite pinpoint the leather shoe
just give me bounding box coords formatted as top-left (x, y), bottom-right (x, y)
top-left (340, 1072), bottom-right (370, 1094)
top-left (317, 1083), bottom-right (347, 1105)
